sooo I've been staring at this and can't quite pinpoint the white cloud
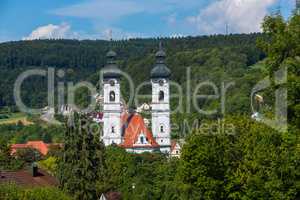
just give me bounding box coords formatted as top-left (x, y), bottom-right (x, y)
top-left (23, 23), bottom-right (77, 40)
top-left (23, 23), bottom-right (144, 41)
top-left (187, 0), bottom-right (277, 35)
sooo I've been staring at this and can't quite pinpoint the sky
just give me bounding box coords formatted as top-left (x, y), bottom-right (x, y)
top-left (0, 0), bottom-right (296, 42)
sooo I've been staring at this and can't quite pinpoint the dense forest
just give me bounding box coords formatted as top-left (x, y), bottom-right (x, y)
top-left (0, 32), bottom-right (270, 142)
top-left (0, 33), bottom-right (265, 113)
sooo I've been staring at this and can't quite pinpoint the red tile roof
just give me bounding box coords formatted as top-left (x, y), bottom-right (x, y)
top-left (11, 141), bottom-right (62, 156)
top-left (171, 140), bottom-right (177, 152)
top-left (120, 113), bottom-right (159, 149)
top-left (0, 169), bottom-right (58, 187)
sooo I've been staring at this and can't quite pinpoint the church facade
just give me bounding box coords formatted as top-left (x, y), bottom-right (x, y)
top-left (101, 46), bottom-right (172, 154)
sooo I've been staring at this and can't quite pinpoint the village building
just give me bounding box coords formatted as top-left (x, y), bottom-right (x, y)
top-left (11, 141), bottom-right (62, 156)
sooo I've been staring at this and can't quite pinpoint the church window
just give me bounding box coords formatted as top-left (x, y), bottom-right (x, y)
top-left (159, 91), bottom-right (164, 102)
top-left (111, 126), bottom-right (115, 133)
top-left (159, 79), bottom-right (164, 86)
top-left (140, 136), bottom-right (144, 144)
top-left (109, 80), bottom-right (115, 86)
top-left (160, 125), bottom-right (164, 133)
top-left (109, 91), bottom-right (115, 102)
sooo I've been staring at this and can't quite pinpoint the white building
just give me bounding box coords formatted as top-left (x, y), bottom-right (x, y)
top-left (150, 47), bottom-right (171, 154)
top-left (170, 140), bottom-right (182, 158)
top-left (102, 45), bottom-right (172, 154)
top-left (102, 50), bottom-right (123, 146)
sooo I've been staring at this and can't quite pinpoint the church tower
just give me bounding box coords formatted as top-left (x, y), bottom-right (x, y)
top-left (151, 43), bottom-right (171, 153)
top-left (102, 50), bottom-right (122, 145)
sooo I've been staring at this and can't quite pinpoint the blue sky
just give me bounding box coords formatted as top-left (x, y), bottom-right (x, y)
top-left (0, 0), bottom-right (296, 42)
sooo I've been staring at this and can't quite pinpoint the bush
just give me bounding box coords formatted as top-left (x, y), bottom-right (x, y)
top-left (38, 156), bottom-right (58, 176)
top-left (15, 148), bottom-right (42, 163)
top-left (0, 114), bottom-right (9, 119)
top-left (0, 183), bottom-right (72, 200)
top-left (0, 138), bottom-right (24, 170)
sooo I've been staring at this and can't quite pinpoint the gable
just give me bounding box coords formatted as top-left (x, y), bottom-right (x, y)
top-left (120, 113), bottom-right (158, 148)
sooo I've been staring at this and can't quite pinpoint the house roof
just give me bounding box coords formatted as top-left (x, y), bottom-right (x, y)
top-left (0, 169), bottom-right (58, 187)
top-left (171, 140), bottom-right (181, 152)
top-left (11, 141), bottom-right (62, 156)
top-left (120, 113), bottom-right (159, 149)
top-left (171, 140), bottom-right (177, 151)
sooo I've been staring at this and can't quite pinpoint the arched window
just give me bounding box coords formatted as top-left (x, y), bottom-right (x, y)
top-left (159, 91), bottom-right (164, 102)
top-left (140, 136), bottom-right (144, 144)
top-left (109, 91), bottom-right (115, 102)
top-left (160, 125), bottom-right (164, 133)
top-left (111, 126), bottom-right (115, 133)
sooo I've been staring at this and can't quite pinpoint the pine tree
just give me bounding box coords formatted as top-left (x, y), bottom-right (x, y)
top-left (58, 113), bottom-right (106, 200)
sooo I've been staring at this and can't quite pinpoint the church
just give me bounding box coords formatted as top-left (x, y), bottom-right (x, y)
top-left (101, 45), bottom-right (173, 154)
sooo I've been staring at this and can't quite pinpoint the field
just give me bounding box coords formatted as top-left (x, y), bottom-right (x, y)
top-left (0, 113), bottom-right (33, 125)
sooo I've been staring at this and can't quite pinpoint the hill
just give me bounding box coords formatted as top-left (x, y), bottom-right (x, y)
top-left (0, 34), bottom-right (267, 118)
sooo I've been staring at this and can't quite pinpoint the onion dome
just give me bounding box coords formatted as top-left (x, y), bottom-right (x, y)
top-left (103, 50), bottom-right (121, 79)
top-left (151, 43), bottom-right (171, 79)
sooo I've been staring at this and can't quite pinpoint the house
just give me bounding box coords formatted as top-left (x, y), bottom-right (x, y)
top-left (170, 140), bottom-right (182, 158)
top-left (0, 169), bottom-right (59, 187)
top-left (11, 141), bottom-right (62, 156)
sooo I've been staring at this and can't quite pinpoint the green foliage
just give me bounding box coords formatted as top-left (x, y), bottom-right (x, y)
top-left (98, 146), bottom-right (133, 193)
top-left (0, 13), bottom-right (299, 200)
top-left (15, 148), bottom-right (42, 163)
top-left (177, 116), bottom-right (300, 200)
top-left (38, 156), bottom-right (58, 176)
top-left (0, 137), bottom-right (24, 170)
top-left (0, 183), bottom-right (72, 200)
top-left (258, 14), bottom-right (300, 129)
top-left (101, 146), bottom-right (179, 200)
top-left (0, 123), bottom-right (65, 144)
top-left (58, 114), bottom-right (105, 200)
top-left (0, 34), bottom-right (265, 116)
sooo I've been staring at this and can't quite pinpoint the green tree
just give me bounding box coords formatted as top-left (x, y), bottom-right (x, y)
top-left (177, 116), bottom-right (300, 200)
top-left (58, 114), bottom-right (106, 200)
top-left (15, 148), bottom-right (42, 163)
top-left (258, 13), bottom-right (300, 129)
top-left (0, 137), bottom-right (23, 170)
top-left (0, 183), bottom-right (72, 200)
